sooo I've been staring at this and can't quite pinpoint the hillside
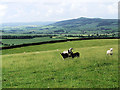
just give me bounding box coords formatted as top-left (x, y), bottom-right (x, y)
top-left (2, 39), bottom-right (118, 88)
top-left (43, 17), bottom-right (118, 34)
top-left (2, 17), bottom-right (118, 35)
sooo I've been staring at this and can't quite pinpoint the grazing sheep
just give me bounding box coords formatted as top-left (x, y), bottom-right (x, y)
top-left (68, 48), bottom-right (73, 54)
top-left (60, 52), bottom-right (80, 59)
top-left (107, 48), bottom-right (113, 55)
top-left (62, 48), bottom-right (73, 56)
top-left (60, 53), bottom-right (69, 59)
top-left (71, 52), bottom-right (80, 58)
top-left (63, 50), bottom-right (68, 54)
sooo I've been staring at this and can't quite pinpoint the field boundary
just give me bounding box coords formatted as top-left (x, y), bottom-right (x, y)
top-left (1, 37), bottom-right (119, 50)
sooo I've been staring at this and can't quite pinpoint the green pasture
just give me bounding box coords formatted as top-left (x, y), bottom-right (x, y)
top-left (2, 37), bottom-right (64, 46)
top-left (2, 39), bottom-right (118, 55)
top-left (2, 39), bottom-right (118, 88)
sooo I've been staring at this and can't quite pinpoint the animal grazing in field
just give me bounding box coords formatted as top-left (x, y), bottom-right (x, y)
top-left (60, 53), bottom-right (69, 59)
top-left (61, 48), bottom-right (80, 59)
top-left (71, 52), bottom-right (80, 58)
top-left (60, 52), bottom-right (80, 60)
top-left (107, 48), bottom-right (113, 55)
top-left (63, 48), bottom-right (73, 57)
top-left (63, 50), bottom-right (68, 53)
top-left (68, 48), bottom-right (73, 54)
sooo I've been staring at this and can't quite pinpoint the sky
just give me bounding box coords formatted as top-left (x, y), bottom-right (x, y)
top-left (0, 0), bottom-right (119, 23)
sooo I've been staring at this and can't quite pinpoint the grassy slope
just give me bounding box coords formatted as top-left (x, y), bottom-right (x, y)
top-left (2, 39), bottom-right (118, 55)
top-left (2, 39), bottom-right (118, 88)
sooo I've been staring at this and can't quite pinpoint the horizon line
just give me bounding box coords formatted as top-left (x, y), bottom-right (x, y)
top-left (1, 17), bottom-right (118, 24)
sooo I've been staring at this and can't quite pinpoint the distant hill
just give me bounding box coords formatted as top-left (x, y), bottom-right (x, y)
top-left (43, 17), bottom-right (118, 34)
top-left (2, 17), bottom-right (118, 35)
top-left (53, 17), bottom-right (117, 27)
top-left (1, 21), bottom-right (55, 27)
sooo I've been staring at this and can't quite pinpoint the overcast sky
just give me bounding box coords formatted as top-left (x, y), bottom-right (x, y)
top-left (0, 0), bottom-right (119, 23)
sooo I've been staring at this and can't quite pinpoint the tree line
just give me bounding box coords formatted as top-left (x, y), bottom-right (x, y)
top-left (1, 35), bottom-right (57, 39)
top-left (1, 33), bottom-right (118, 39)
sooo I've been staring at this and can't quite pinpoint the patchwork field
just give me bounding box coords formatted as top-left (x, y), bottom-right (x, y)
top-left (2, 39), bottom-right (118, 88)
top-left (1, 37), bottom-right (65, 47)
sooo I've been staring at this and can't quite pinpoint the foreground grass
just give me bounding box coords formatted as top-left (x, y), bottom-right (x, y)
top-left (2, 39), bottom-right (118, 88)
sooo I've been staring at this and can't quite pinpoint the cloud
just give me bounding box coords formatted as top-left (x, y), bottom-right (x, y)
top-left (1, 0), bottom-right (118, 23)
top-left (107, 3), bottom-right (118, 14)
top-left (0, 4), bottom-right (7, 17)
top-left (56, 8), bottom-right (64, 14)
top-left (0, 0), bottom-right (119, 3)
top-left (0, 4), bottom-right (7, 23)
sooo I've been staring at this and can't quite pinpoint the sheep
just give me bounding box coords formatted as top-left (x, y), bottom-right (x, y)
top-left (107, 48), bottom-right (113, 55)
top-left (60, 53), bottom-right (69, 60)
top-left (63, 50), bottom-right (68, 54)
top-left (62, 48), bottom-right (73, 56)
top-left (63, 48), bottom-right (73, 54)
top-left (68, 48), bottom-right (73, 54)
top-left (61, 48), bottom-right (79, 59)
top-left (60, 52), bottom-right (80, 60)
top-left (71, 52), bottom-right (80, 58)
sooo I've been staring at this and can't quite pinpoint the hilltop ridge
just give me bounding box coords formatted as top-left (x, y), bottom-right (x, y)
top-left (2, 17), bottom-right (118, 34)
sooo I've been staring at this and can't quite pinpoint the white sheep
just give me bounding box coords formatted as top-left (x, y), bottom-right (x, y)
top-left (62, 48), bottom-right (73, 54)
top-left (63, 50), bottom-right (68, 54)
top-left (107, 48), bottom-right (113, 55)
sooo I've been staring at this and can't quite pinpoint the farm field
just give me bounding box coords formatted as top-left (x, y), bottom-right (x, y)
top-left (2, 39), bottom-right (118, 88)
top-left (2, 37), bottom-right (65, 46)
top-left (1, 33), bottom-right (118, 48)
top-left (1, 34), bottom-right (87, 47)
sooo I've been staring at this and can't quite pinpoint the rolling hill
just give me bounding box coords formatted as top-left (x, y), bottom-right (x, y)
top-left (2, 17), bottom-right (118, 35)
top-left (42, 17), bottom-right (118, 34)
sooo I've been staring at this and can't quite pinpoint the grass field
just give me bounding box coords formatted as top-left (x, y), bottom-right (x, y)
top-left (2, 37), bottom-right (65, 46)
top-left (2, 39), bottom-right (118, 88)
